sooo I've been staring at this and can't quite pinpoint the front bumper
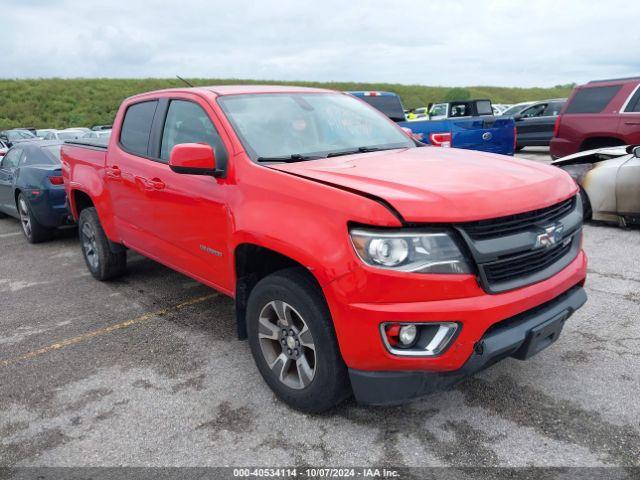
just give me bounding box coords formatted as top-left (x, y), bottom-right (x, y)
top-left (349, 285), bottom-right (587, 406)
top-left (324, 250), bottom-right (587, 372)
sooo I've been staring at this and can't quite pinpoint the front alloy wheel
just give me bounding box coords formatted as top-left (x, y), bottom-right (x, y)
top-left (258, 300), bottom-right (316, 389)
top-left (246, 268), bottom-right (350, 413)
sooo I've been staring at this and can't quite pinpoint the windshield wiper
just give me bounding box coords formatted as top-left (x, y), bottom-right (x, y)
top-left (256, 154), bottom-right (322, 163)
top-left (326, 146), bottom-right (394, 158)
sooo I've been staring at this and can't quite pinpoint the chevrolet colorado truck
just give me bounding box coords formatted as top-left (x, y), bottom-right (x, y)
top-left (348, 91), bottom-right (516, 155)
top-left (62, 85), bottom-right (587, 412)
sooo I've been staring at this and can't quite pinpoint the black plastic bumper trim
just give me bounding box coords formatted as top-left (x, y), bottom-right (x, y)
top-left (349, 285), bottom-right (587, 406)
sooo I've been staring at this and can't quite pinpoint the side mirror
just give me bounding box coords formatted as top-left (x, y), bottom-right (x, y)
top-left (169, 143), bottom-right (221, 176)
top-left (513, 114), bottom-right (522, 121)
top-left (634, 146), bottom-right (640, 158)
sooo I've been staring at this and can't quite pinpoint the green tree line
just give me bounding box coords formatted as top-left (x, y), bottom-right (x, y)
top-left (0, 78), bottom-right (575, 130)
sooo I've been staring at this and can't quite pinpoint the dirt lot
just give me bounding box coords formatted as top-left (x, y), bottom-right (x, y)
top-left (1, 148), bottom-right (639, 468)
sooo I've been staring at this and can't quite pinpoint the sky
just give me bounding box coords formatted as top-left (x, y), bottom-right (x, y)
top-left (2, 0), bottom-right (639, 87)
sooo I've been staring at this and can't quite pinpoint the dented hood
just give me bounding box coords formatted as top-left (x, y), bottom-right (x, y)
top-left (270, 147), bottom-right (577, 223)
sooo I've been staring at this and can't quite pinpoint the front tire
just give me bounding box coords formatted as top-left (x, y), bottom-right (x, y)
top-left (17, 193), bottom-right (53, 243)
top-left (78, 207), bottom-right (126, 280)
top-left (247, 268), bottom-right (350, 413)
top-left (579, 187), bottom-right (592, 221)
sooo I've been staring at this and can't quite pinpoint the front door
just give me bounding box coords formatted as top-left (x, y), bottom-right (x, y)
top-left (515, 103), bottom-right (548, 146)
top-left (148, 97), bottom-right (233, 291)
top-left (0, 148), bottom-right (23, 214)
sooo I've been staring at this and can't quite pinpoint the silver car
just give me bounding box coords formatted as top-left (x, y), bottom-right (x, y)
top-left (552, 145), bottom-right (640, 227)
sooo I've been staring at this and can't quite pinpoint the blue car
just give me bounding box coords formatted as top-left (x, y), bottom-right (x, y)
top-left (348, 91), bottom-right (516, 156)
top-left (0, 141), bottom-right (72, 243)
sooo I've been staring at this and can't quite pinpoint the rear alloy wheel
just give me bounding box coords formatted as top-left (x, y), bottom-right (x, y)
top-left (17, 193), bottom-right (53, 243)
top-left (247, 268), bottom-right (350, 413)
top-left (78, 207), bottom-right (126, 281)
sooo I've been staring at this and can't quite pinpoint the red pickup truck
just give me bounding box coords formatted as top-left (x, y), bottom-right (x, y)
top-left (62, 85), bottom-right (587, 412)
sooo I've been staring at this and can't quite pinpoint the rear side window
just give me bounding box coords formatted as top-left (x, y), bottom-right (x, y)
top-left (120, 100), bottom-right (158, 156)
top-left (565, 85), bottom-right (622, 114)
top-left (624, 86), bottom-right (640, 113)
top-left (160, 100), bottom-right (227, 168)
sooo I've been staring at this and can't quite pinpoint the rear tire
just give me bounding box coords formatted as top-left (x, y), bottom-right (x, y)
top-left (247, 268), bottom-right (351, 413)
top-left (17, 193), bottom-right (54, 243)
top-left (78, 207), bottom-right (126, 280)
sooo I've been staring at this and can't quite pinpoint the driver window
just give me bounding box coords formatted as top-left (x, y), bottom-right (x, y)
top-left (521, 104), bottom-right (547, 118)
top-left (160, 100), bottom-right (227, 169)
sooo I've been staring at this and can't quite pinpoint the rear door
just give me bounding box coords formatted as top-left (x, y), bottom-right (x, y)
top-left (618, 83), bottom-right (640, 145)
top-left (106, 99), bottom-right (162, 249)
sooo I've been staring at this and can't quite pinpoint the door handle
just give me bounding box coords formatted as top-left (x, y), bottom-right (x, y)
top-left (106, 166), bottom-right (122, 178)
top-left (148, 178), bottom-right (165, 190)
top-left (624, 121), bottom-right (640, 125)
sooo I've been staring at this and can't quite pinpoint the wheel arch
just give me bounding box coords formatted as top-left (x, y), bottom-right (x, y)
top-left (233, 243), bottom-right (326, 340)
top-left (579, 136), bottom-right (626, 152)
top-left (69, 189), bottom-right (95, 219)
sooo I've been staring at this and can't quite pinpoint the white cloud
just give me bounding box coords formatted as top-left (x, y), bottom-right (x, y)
top-left (1, 0), bottom-right (638, 86)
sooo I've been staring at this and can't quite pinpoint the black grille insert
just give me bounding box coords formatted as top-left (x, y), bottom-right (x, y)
top-left (461, 197), bottom-right (576, 240)
top-left (482, 240), bottom-right (573, 284)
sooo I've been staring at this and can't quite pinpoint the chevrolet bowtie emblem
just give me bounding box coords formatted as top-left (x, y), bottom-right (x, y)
top-left (535, 224), bottom-right (564, 249)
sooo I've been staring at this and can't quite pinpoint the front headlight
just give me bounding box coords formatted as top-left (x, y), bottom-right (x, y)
top-left (349, 228), bottom-right (472, 274)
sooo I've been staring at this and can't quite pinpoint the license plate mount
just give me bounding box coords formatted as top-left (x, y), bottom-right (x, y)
top-left (512, 311), bottom-right (569, 360)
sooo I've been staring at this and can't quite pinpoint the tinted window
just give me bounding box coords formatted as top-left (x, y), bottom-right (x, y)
top-left (160, 100), bottom-right (227, 168)
top-left (544, 102), bottom-right (565, 116)
top-left (624, 86), bottom-right (640, 113)
top-left (1, 148), bottom-right (22, 168)
top-left (449, 103), bottom-right (469, 117)
top-left (120, 100), bottom-right (158, 156)
top-left (566, 86), bottom-right (622, 114)
top-left (355, 95), bottom-right (406, 122)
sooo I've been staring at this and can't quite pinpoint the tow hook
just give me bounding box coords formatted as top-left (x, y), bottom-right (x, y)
top-left (474, 341), bottom-right (485, 355)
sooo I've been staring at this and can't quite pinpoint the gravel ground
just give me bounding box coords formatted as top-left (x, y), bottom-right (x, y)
top-left (1, 147), bottom-right (639, 469)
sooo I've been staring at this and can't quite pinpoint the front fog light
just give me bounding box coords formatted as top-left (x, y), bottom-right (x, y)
top-left (381, 322), bottom-right (459, 356)
top-left (399, 325), bottom-right (418, 346)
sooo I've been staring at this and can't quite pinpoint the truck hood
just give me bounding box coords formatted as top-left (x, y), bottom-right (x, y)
top-left (269, 147), bottom-right (577, 223)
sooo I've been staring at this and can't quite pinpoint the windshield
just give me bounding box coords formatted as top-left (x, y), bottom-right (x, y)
top-left (218, 93), bottom-right (414, 160)
top-left (7, 130), bottom-right (36, 140)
